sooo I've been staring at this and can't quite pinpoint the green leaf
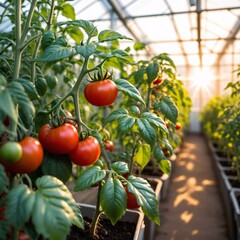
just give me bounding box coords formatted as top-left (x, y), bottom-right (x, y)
top-left (41, 152), bottom-right (73, 183)
top-left (111, 161), bottom-right (129, 175)
top-left (142, 112), bottom-right (168, 134)
top-left (156, 96), bottom-right (178, 123)
top-left (146, 61), bottom-right (159, 83)
top-left (98, 30), bottom-right (132, 42)
top-left (34, 43), bottom-right (74, 62)
top-left (118, 116), bottom-right (135, 135)
top-left (0, 88), bottom-right (17, 126)
top-left (158, 159), bottom-right (171, 174)
top-left (75, 44), bottom-right (96, 58)
top-left (115, 79), bottom-right (145, 105)
top-left (74, 166), bottom-right (106, 191)
top-left (0, 165), bottom-right (8, 195)
top-left (153, 145), bottom-right (165, 161)
top-left (136, 118), bottom-right (156, 146)
top-left (134, 144), bottom-right (151, 170)
top-left (61, 3), bottom-right (76, 20)
top-left (154, 53), bottom-right (176, 70)
top-left (67, 27), bottom-right (83, 44)
top-left (162, 139), bottom-right (173, 155)
top-left (55, 20), bottom-right (98, 37)
top-left (110, 50), bottom-right (135, 65)
top-left (100, 178), bottom-right (126, 225)
top-left (5, 184), bottom-right (35, 228)
top-left (134, 67), bottom-right (146, 84)
top-left (133, 42), bottom-right (146, 51)
top-left (8, 81), bottom-right (35, 124)
top-left (18, 78), bottom-right (40, 101)
top-left (104, 108), bottom-right (128, 124)
top-left (127, 175), bottom-right (159, 224)
top-left (32, 176), bottom-right (84, 240)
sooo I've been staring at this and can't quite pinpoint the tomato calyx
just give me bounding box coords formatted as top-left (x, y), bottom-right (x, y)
top-left (88, 70), bottom-right (112, 82)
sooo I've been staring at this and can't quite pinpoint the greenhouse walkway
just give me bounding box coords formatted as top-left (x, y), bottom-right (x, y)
top-left (156, 133), bottom-right (229, 240)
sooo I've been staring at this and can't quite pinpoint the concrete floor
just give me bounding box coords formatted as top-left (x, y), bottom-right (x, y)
top-left (156, 133), bottom-right (229, 240)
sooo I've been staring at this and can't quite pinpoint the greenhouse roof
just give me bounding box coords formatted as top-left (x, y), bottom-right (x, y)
top-left (69, 0), bottom-right (240, 70)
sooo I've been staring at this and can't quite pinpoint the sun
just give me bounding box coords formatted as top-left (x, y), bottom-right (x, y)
top-left (189, 68), bottom-right (214, 98)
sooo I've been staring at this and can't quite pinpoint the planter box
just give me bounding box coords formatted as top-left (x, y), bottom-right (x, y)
top-left (140, 166), bottom-right (170, 201)
top-left (220, 175), bottom-right (239, 240)
top-left (77, 203), bottom-right (145, 240)
top-left (230, 189), bottom-right (240, 240)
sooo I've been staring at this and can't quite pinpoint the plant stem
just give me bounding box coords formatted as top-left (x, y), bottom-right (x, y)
top-left (90, 183), bottom-right (103, 237)
top-left (47, 0), bottom-right (56, 30)
top-left (12, 0), bottom-right (22, 81)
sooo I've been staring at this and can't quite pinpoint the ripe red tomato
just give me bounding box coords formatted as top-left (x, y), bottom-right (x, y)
top-left (0, 206), bottom-right (5, 220)
top-left (84, 80), bottom-right (118, 106)
top-left (38, 123), bottom-right (78, 154)
top-left (152, 78), bottom-right (163, 85)
top-left (0, 137), bottom-right (43, 174)
top-left (126, 188), bottom-right (139, 209)
top-left (104, 140), bottom-right (114, 152)
top-left (69, 136), bottom-right (101, 166)
top-left (175, 122), bottom-right (182, 130)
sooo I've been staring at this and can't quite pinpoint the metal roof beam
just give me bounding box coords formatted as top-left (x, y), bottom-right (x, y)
top-left (163, 0), bottom-right (189, 66)
top-left (196, 0), bottom-right (202, 68)
top-left (105, 0), bottom-right (154, 57)
top-left (91, 6), bottom-right (240, 21)
top-left (214, 19), bottom-right (240, 65)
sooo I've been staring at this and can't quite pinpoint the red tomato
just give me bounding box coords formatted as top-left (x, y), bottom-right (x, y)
top-left (3, 116), bottom-right (10, 127)
top-left (126, 188), bottom-right (139, 209)
top-left (38, 123), bottom-right (78, 154)
top-left (0, 206), bottom-right (5, 220)
top-left (152, 78), bottom-right (163, 85)
top-left (69, 136), bottom-right (101, 166)
top-left (175, 122), bottom-right (182, 130)
top-left (104, 140), bottom-right (114, 152)
top-left (84, 80), bottom-right (118, 106)
top-left (0, 137), bottom-right (43, 174)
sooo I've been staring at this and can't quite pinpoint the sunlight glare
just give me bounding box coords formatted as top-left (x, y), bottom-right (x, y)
top-left (191, 68), bottom-right (214, 90)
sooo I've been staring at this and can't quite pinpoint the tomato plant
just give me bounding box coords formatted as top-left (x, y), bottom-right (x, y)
top-left (38, 123), bottom-right (79, 154)
top-left (0, 137), bottom-right (43, 174)
top-left (104, 140), bottom-right (114, 152)
top-left (0, 141), bottom-right (22, 163)
top-left (84, 80), bottom-right (118, 106)
top-left (69, 136), bottom-right (101, 166)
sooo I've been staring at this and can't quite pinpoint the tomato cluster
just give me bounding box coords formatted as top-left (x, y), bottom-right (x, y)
top-left (38, 122), bottom-right (101, 167)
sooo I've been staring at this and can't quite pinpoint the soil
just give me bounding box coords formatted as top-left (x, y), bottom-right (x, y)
top-left (229, 178), bottom-right (240, 188)
top-left (68, 216), bottom-right (136, 240)
top-left (219, 160), bottom-right (232, 167)
top-left (224, 169), bottom-right (237, 177)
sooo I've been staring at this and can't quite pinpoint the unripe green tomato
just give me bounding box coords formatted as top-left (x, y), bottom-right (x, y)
top-left (0, 142), bottom-right (23, 163)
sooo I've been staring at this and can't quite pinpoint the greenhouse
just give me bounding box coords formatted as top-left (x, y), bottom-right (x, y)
top-left (0, 0), bottom-right (239, 239)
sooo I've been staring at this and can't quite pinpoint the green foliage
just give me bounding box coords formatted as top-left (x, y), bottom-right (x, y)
top-left (5, 176), bottom-right (83, 240)
top-left (100, 178), bottom-right (127, 225)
